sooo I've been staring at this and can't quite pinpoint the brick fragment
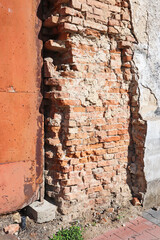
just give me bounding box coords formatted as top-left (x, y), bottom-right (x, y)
top-left (84, 28), bottom-right (101, 38)
top-left (108, 5), bottom-right (121, 12)
top-left (44, 15), bottom-right (59, 27)
top-left (4, 224), bottom-right (20, 235)
top-left (72, 16), bottom-right (83, 25)
top-left (108, 19), bottom-right (120, 26)
top-left (84, 20), bottom-right (107, 32)
top-left (132, 197), bottom-right (141, 206)
top-left (108, 27), bottom-right (119, 35)
top-left (44, 58), bottom-right (58, 78)
top-left (59, 22), bottom-right (78, 32)
top-left (45, 40), bottom-right (66, 52)
top-left (118, 41), bottom-right (132, 49)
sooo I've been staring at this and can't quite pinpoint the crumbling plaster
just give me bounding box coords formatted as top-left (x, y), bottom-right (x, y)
top-left (130, 0), bottom-right (160, 207)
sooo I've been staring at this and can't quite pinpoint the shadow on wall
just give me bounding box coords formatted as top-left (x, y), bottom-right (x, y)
top-left (37, 0), bottom-right (44, 112)
top-left (127, 68), bottom-right (147, 202)
top-left (126, 1), bottom-right (147, 204)
top-left (38, 0), bottom-right (72, 211)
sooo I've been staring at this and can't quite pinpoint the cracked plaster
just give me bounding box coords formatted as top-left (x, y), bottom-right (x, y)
top-left (130, 0), bottom-right (160, 208)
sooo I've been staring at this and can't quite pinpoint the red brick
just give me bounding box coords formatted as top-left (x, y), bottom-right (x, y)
top-left (61, 178), bottom-right (82, 186)
top-left (73, 106), bottom-right (86, 112)
top-left (108, 19), bottom-right (120, 26)
top-left (85, 28), bottom-right (101, 38)
top-left (4, 224), bottom-right (20, 235)
top-left (108, 5), bottom-right (121, 12)
top-left (71, 0), bottom-right (81, 9)
top-left (79, 157), bottom-right (88, 163)
top-left (44, 0), bottom-right (136, 219)
top-left (59, 22), bottom-right (78, 33)
top-left (122, 10), bottom-right (131, 21)
top-left (118, 41), bottom-right (132, 49)
top-left (87, 0), bottom-right (109, 9)
top-left (74, 164), bottom-right (84, 171)
top-left (59, 99), bottom-right (81, 106)
top-left (59, 7), bottom-right (77, 16)
top-left (84, 20), bottom-right (108, 32)
top-left (104, 136), bottom-right (121, 142)
top-left (72, 16), bottom-right (83, 25)
top-left (108, 27), bottom-right (119, 35)
top-left (85, 162), bottom-right (97, 170)
top-left (93, 7), bottom-right (104, 16)
top-left (123, 55), bottom-right (132, 62)
top-left (44, 15), bottom-right (59, 28)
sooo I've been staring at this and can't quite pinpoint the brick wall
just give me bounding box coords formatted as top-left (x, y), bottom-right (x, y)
top-left (43, 0), bottom-right (143, 220)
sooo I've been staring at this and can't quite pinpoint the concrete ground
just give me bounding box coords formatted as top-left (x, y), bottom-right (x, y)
top-left (93, 216), bottom-right (160, 240)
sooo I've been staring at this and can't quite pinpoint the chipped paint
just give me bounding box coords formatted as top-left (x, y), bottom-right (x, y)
top-left (7, 86), bottom-right (15, 93)
top-left (8, 8), bottom-right (12, 13)
top-left (0, 3), bottom-right (13, 13)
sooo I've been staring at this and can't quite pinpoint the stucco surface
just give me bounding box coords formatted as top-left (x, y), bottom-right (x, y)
top-left (130, 0), bottom-right (160, 207)
top-left (130, 0), bottom-right (160, 108)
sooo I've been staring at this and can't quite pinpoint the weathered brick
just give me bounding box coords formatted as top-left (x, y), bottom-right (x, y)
top-left (108, 5), bottom-right (121, 13)
top-left (108, 19), bottom-right (120, 26)
top-left (44, 15), bottom-right (59, 28)
top-left (122, 9), bottom-right (131, 21)
top-left (71, 0), bottom-right (81, 10)
top-left (58, 22), bottom-right (78, 33)
top-left (84, 20), bottom-right (108, 32)
top-left (108, 26), bottom-right (119, 35)
top-left (72, 16), bottom-right (83, 25)
top-left (87, 0), bottom-right (108, 9)
top-left (44, 0), bottom-right (135, 220)
top-left (118, 41), bottom-right (132, 49)
top-left (85, 162), bottom-right (97, 170)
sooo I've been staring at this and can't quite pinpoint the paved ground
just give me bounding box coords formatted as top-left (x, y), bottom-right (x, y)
top-left (93, 216), bottom-right (160, 240)
top-left (143, 209), bottom-right (160, 226)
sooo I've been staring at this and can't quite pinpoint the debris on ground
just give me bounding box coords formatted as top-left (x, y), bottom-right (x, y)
top-left (0, 202), bottom-right (142, 240)
top-left (132, 197), bottom-right (141, 206)
top-left (3, 224), bottom-right (20, 235)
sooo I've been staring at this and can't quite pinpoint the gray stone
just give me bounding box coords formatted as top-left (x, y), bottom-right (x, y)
top-left (143, 171), bottom-right (160, 209)
top-left (143, 208), bottom-right (160, 226)
top-left (26, 200), bottom-right (57, 223)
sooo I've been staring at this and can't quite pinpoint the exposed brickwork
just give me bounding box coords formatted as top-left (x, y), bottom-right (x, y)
top-left (43, 0), bottom-right (144, 219)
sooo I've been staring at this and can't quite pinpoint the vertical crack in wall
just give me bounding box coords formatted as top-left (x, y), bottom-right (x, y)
top-left (127, 0), bottom-right (147, 201)
top-left (128, 63), bottom-right (147, 201)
